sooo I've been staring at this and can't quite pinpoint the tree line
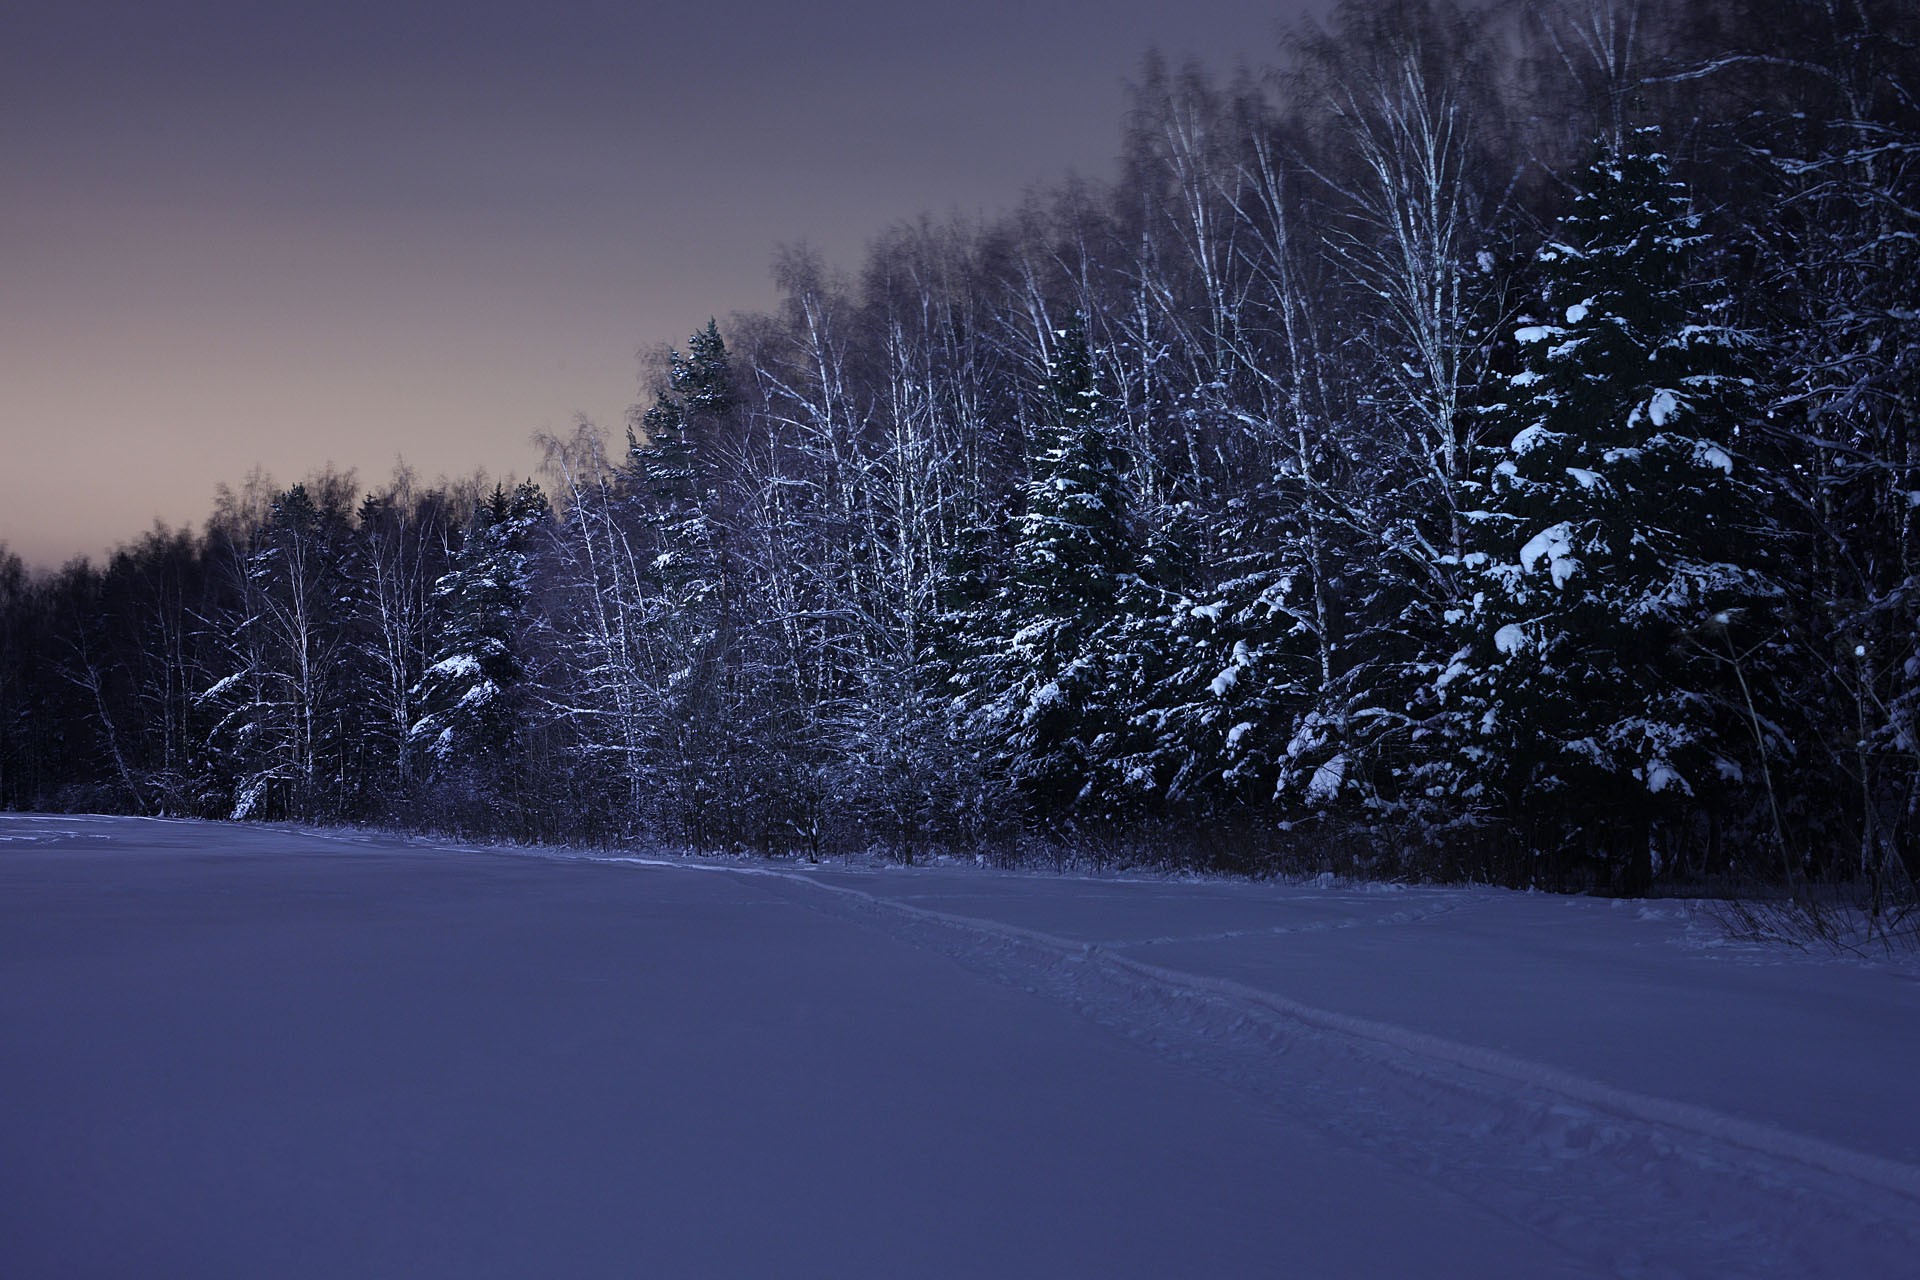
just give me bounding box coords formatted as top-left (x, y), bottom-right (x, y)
top-left (2, 0), bottom-right (1914, 895)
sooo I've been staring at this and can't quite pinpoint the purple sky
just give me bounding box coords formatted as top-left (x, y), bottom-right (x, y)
top-left (3, 0), bottom-right (1317, 570)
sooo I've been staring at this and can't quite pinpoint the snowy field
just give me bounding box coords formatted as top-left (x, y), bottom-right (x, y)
top-left (3, 815), bottom-right (1918, 1277)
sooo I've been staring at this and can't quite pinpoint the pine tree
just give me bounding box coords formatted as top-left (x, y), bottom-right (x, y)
top-left (1437, 126), bottom-right (1782, 884)
top-left (411, 481), bottom-right (549, 773)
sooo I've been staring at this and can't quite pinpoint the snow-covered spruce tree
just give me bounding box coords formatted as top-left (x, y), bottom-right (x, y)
top-left (621, 320), bottom-right (744, 845)
top-left (959, 318), bottom-right (1145, 822)
top-left (1107, 493), bottom-right (1321, 831)
top-left (1107, 500), bottom-right (1237, 810)
top-left (925, 510), bottom-right (1022, 837)
top-left (1435, 126), bottom-right (1783, 888)
top-left (410, 480), bottom-right (549, 810)
top-left (630, 319), bottom-right (733, 588)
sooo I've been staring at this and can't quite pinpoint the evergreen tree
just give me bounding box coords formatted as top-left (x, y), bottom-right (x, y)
top-left (1154, 498), bottom-right (1334, 814)
top-left (675, 318), bottom-right (738, 417)
top-left (1436, 126), bottom-right (1782, 884)
top-left (619, 320), bottom-right (743, 844)
top-left (628, 320), bottom-right (734, 592)
top-left (961, 319), bottom-right (1143, 819)
top-left (411, 481), bottom-right (549, 773)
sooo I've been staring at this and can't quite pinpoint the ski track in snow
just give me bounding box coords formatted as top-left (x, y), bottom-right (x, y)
top-left (575, 850), bottom-right (1920, 1279)
top-left (1088, 897), bottom-right (1481, 949)
top-left (864, 883), bottom-right (1483, 949)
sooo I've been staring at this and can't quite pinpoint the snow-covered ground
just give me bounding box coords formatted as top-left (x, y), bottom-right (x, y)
top-left (3, 815), bottom-right (1917, 1277)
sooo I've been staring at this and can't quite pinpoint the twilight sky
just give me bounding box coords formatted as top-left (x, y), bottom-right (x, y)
top-left (3, 0), bottom-right (1315, 570)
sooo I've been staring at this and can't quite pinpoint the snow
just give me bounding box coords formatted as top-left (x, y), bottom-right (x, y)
top-left (1493, 622), bottom-right (1529, 654)
top-left (1645, 387), bottom-right (1682, 427)
top-left (1209, 640), bottom-right (1250, 697)
top-left (455, 679), bottom-right (500, 709)
top-left (228, 780), bottom-right (266, 821)
top-left (1565, 466), bottom-right (1602, 490)
top-left (428, 653), bottom-right (483, 678)
top-left (1645, 760), bottom-right (1684, 793)
top-left (1694, 439), bottom-right (1735, 474)
top-left (1027, 679), bottom-right (1065, 715)
top-left (1304, 752), bottom-right (1347, 803)
top-left (1510, 424), bottom-right (1551, 453)
top-left (4, 814), bottom-right (1919, 1277)
top-left (194, 673), bottom-right (245, 705)
top-left (1519, 521), bottom-right (1581, 589)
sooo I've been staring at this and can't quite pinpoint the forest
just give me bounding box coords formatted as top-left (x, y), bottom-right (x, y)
top-left (0, 0), bottom-right (1913, 899)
